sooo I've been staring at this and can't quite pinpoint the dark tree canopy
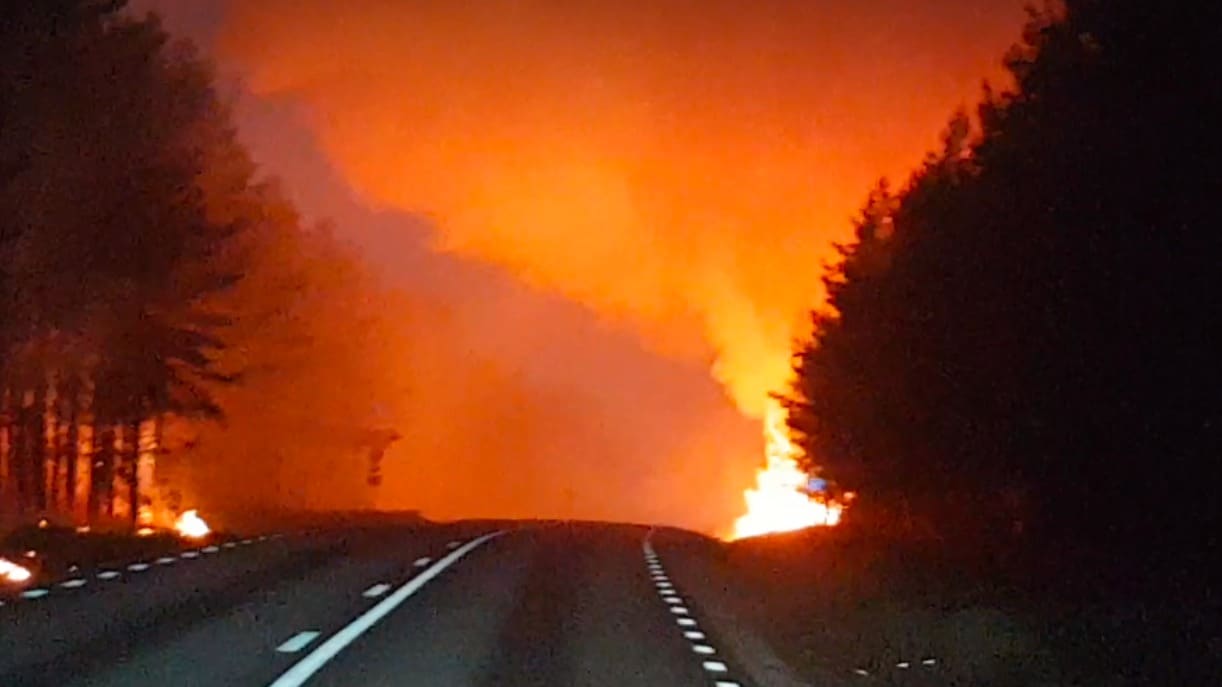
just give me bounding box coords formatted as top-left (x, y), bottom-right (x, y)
top-left (784, 0), bottom-right (1220, 557)
top-left (0, 0), bottom-right (263, 523)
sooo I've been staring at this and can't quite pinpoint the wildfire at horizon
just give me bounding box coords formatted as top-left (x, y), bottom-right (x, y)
top-left (193, 0), bottom-right (1026, 534)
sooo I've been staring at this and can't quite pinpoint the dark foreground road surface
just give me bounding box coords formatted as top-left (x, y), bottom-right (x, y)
top-left (0, 521), bottom-right (755, 687)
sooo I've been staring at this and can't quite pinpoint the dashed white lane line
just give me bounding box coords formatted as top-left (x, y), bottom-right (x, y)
top-left (446, 541), bottom-right (462, 549)
top-left (181, 551), bottom-right (199, 559)
top-left (97, 570), bottom-right (121, 580)
top-left (202, 545), bottom-right (220, 554)
top-left (413, 557), bottom-right (431, 568)
top-left (156, 556), bottom-right (176, 565)
top-left (222, 542), bottom-right (237, 549)
top-left (644, 533), bottom-right (745, 687)
top-left (60, 578), bottom-right (87, 589)
top-left (267, 530), bottom-right (505, 687)
top-left (20, 588), bottom-right (49, 599)
top-left (362, 583), bottom-right (391, 598)
top-left (276, 631), bottom-right (321, 654)
top-left (127, 563), bottom-right (150, 572)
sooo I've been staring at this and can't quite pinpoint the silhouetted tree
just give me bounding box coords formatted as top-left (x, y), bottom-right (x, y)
top-left (785, 0), bottom-right (1220, 557)
top-left (1, 0), bottom-right (256, 525)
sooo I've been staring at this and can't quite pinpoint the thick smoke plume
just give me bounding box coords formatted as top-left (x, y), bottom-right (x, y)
top-left (215, 0), bottom-right (1024, 417)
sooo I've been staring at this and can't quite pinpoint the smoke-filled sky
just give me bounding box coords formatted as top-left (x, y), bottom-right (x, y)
top-left (135, 0), bottom-right (1027, 534)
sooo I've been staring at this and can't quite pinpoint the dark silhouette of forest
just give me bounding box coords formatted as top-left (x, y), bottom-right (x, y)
top-left (1, 1), bottom-right (396, 527)
top-left (783, 0), bottom-right (1219, 575)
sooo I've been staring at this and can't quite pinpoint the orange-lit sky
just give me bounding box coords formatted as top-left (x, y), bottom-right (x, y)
top-left (136, 0), bottom-right (1028, 533)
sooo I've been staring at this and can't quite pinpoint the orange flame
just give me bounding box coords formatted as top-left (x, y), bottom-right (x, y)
top-left (174, 510), bottom-right (211, 539)
top-left (732, 399), bottom-right (842, 539)
top-left (0, 556), bottom-right (33, 584)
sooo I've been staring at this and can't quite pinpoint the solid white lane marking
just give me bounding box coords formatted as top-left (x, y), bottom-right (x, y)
top-left (127, 563), bottom-right (150, 572)
top-left (703, 660), bottom-right (729, 672)
top-left (20, 588), bottom-right (49, 599)
top-left (267, 530), bottom-right (505, 687)
top-left (181, 551), bottom-right (199, 559)
top-left (276, 631), bottom-right (321, 653)
top-left (693, 644), bottom-right (716, 655)
top-left (362, 583), bottom-right (391, 598)
top-left (677, 617), bottom-right (697, 627)
top-left (684, 630), bottom-right (706, 640)
top-left (670, 606), bottom-right (690, 615)
top-left (97, 570), bottom-right (120, 580)
top-left (413, 557), bottom-right (431, 567)
top-left (61, 579), bottom-right (87, 589)
top-left (156, 557), bottom-right (176, 565)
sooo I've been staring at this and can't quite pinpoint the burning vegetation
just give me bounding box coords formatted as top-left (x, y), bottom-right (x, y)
top-left (733, 400), bottom-right (843, 539)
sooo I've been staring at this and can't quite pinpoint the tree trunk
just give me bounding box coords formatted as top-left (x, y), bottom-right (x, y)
top-left (47, 389), bottom-right (63, 513)
top-left (85, 420), bottom-right (99, 523)
top-left (0, 387), bottom-right (10, 511)
top-left (95, 424), bottom-right (115, 519)
top-left (30, 382), bottom-right (48, 513)
top-left (126, 419), bottom-right (141, 529)
top-left (64, 392), bottom-right (80, 517)
top-left (13, 393), bottom-right (31, 514)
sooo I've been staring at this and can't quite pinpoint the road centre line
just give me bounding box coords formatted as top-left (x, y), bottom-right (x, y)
top-left (266, 530), bottom-right (506, 687)
top-left (362, 583), bottom-right (391, 598)
top-left (276, 631), bottom-right (321, 653)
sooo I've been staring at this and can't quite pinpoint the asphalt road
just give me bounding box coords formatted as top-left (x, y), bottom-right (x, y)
top-left (0, 521), bottom-right (754, 687)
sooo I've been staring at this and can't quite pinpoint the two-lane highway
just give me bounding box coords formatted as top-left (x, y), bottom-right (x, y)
top-left (0, 522), bottom-right (754, 686)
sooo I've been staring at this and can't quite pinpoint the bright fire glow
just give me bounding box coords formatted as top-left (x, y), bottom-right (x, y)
top-left (0, 557), bottom-right (33, 584)
top-left (732, 399), bottom-right (842, 539)
top-left (174, 510), bottom-right (211, 539)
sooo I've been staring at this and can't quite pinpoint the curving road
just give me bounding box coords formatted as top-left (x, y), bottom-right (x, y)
top-left (0, 521), bottom-right (754, 687)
